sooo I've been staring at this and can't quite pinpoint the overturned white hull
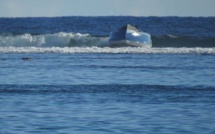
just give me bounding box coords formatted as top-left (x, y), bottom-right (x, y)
top-left (108, 24), bottom-right (152, 47)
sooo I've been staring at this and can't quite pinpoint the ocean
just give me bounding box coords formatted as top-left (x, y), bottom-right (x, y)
top-left (0, 16), bottom-right (215, 133)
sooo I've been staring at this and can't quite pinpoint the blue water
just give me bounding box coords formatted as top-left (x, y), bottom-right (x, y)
top-left (0, 16), bottom-right (215, 133)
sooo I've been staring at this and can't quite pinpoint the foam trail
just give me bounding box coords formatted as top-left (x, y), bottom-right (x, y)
top-left (0, 47), bottom-right (215, 54)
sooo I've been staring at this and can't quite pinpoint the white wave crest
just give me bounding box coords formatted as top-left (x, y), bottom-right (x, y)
top-left (0, 32), bottom-right (108, 47)
top-left (0, 47), bottom-right (215, 54)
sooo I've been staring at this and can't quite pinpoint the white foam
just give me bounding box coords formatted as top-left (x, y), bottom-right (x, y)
top-left (0, 47), bottom-right (214, 54)
top-left (0, 32), bottom-right (107, 47)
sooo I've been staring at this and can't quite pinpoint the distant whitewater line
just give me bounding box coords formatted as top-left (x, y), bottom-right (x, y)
top-left (0, 32), bottom-right (215, 48)
top-left (0, 47), bottom-right (215, 54)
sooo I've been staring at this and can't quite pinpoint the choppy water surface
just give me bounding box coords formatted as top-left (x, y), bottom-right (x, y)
top-left (0, 53), bottom-right (215, 133)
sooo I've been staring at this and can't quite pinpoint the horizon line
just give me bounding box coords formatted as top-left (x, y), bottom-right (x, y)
top-left (0, 15), bottom-right (214, 18)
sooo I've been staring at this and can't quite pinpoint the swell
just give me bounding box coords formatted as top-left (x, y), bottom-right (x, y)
top-left (0, 32), bottom-right (215, 48)
top-left (152, 35), bottom-right (215, 48)
top-left (0, 84), bottom-right (214, 94)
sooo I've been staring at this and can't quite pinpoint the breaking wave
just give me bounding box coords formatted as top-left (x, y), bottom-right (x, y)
top-left (0, 32), bottom-right (108, 47)
top-left (0, 32), bottom-right (215, 54)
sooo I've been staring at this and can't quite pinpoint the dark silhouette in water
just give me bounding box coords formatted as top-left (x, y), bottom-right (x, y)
top-left (22, 57), bottom-right (31, 61)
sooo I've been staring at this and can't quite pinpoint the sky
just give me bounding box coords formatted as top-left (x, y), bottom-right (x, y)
top-left (0, 0), bottom-right (215, 17)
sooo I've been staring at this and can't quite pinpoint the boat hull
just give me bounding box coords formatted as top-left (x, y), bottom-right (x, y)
top-left (108, 24), bottom-right (152, 47)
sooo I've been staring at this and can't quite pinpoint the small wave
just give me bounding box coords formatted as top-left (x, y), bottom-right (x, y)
top-left (0, 84), bottom-right (214, 94)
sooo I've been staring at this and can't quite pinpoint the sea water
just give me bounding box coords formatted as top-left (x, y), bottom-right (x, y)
top-left (0, 16), bottom-right (215, 133)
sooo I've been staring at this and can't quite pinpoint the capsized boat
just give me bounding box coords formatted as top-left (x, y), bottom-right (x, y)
top-left (108, 24), bottom-right (152, 47)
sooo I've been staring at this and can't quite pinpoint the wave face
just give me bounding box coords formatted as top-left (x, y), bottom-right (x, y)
top-left (152, 35), bottom-right (215, 48)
